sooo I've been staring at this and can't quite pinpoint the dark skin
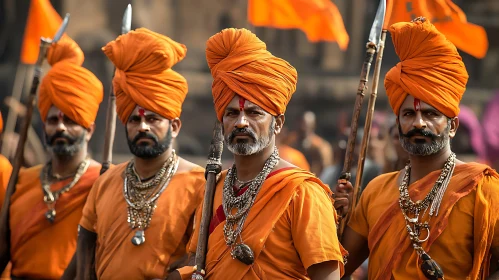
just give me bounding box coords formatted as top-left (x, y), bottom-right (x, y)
top-left (340, 95), bottom-right (499, 278)
top-left (169, 97), bottom-right (343, 280)
top-left (75, 107), bottom-right (197, 280)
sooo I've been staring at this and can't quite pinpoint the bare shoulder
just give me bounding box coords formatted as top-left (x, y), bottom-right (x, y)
top-left (177, 157), bottom-right (205, 173)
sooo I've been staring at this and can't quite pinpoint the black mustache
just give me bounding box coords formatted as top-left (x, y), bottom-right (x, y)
top-left (400, 128), bottom-right (439, 140)
top-left (229, 128), bottom-right (257, 142)
top-left (132, 132), bottom-right (158, 144)
top-left (49, 131), bottom-right (77, 145)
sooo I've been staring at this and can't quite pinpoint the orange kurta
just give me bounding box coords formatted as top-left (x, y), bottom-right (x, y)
top-left (184, 168), bottom-right (344, 279)
top-left (8, 160), bottom-right (101, 279)
top-left (80, 162), bottom-right (205, 279)
top-left (278, 144), bottom-right (311, 171)
top-left (349, 163), bottom-right (499, 279)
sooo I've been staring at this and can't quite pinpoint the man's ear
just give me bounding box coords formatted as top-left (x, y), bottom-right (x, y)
top-left (171, 118), bottom-right (182, 138)
top-left (85, 123), bottom-right (96, 141)
top-left (274, 114), bottom-right (285, 135)
top-left (449, 117), bottom-right (459, 139)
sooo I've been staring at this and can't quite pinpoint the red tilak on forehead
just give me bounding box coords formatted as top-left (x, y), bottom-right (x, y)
top-left (238, 97), bottom-right (246, 111)
top-left (414, 98), bottom-right (421, 111)
top-left (138, 108), bottom-right (145, 117)
top-left (58, 111), bottom-right (64, 119)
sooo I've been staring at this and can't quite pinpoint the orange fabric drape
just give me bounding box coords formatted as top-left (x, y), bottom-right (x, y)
top-left (248, 0), bottom-right (349, 50)
top-left (349, 163), bottom-right (499, 279)
top-left (8, 161), bottom-right (101, 279)
top-left (20, 0), bottom-right (62, 64)
top-left (80, 163), bottom-right (205, 279)
top-left (385, 0), bottom-right (488, 59)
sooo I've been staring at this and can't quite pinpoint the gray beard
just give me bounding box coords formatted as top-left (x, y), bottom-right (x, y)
top-left (225, 119), bottom-right (275, 156)
top-left (400, 127), bottom-right (450, 156)
top-left (47, 132), bottom-right (86, 157)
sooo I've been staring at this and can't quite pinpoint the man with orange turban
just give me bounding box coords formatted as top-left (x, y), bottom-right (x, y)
top-left (0, 36), bottom-right (104, 279)
top-left (171, 28), bottom-right (347, 280)
top-left (340, 17), bottom-right (499, 279)
top-left (75, 28), bottom-right (205, 280)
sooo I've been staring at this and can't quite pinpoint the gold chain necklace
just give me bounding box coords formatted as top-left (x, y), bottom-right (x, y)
top-left (398, 153), bottom-right (455, 280)
top-left (41, 158), bottom-right (91, 223)
top-left (123, 150), bottom-right (179, 246)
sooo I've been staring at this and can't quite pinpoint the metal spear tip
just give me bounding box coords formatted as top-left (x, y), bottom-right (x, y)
top-left (122, 4), bottom-right (132, 35)
top-left (52, 13), bottom-right (70, 43)
top-left (368, 0), bottom-right (386, 47)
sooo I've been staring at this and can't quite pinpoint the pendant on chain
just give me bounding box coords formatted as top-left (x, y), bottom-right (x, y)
top-left (231, 243), bottom-right (254, 265)
top-left (45, 208), bottom-right (56, 223)
top-left (131, 230), bottom-right (145, 246)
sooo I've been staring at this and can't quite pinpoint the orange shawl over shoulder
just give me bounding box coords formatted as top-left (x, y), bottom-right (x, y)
top-left (349, 163), bottom-right (499, 279)
top-left (9, 160), bottom-right (101, 279)
top-left (184, 168), bottom-right (345, 279)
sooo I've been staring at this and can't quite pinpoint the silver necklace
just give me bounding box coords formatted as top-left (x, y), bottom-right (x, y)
top-left (222, 147), bottom-right (280, 265)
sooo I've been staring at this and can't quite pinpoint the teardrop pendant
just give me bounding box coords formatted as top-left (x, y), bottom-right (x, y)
top-left (420, 252), bottom-right (444, 280)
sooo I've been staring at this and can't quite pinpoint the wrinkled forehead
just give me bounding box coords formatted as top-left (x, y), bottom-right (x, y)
top-left (226, 95), bottom-right (265, 112)
top-left (400, 94), bottom-right (441, 113)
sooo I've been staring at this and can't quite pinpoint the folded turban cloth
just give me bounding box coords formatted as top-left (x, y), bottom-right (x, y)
top-left (103, 28), bottom-right (188, 123)
top-left (384, 18), bottom-right (469, 118)
top-left (206, 28), bottom-right (298, 121)
top-left (38, 36), bottom-right (103, 128)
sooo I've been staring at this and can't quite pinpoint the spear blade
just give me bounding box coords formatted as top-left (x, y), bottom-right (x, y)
top-left (52, 13), bottom-right (70, 43)
top-left (122, 4), bottom-right (132, 35)
top-left (368, 0), bottom-right (386, 46)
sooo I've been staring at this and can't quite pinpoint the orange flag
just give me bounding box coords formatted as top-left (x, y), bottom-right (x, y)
top-left (248, 0), bottom-right (349, 50)
top-left (20, 0), bottom-right (62, 64)
top-left (385, 0), bottom-right (488, 59)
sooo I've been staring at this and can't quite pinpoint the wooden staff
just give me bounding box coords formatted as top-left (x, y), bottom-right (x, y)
top-left (193, 121), bottom-right (223, 279)
top-left (100, 4), bottom-right (132, 175)
top-left (351, 30), bottom-right (387, 219)
top-left (338, 0), bottom-right (386, 238)
top-left (0, 14), bottom-right (70, 270)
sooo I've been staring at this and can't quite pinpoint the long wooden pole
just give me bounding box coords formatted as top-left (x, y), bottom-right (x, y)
top-left (193, 121), bottom-right (223, 279)
top-left (0, 38), bottom-right (52, 270)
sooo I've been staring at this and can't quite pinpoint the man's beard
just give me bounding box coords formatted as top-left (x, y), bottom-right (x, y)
top-left (127, 127), bottom-right (172, 159)
top-left (398, 120), bottom-right (450, 156)
top-left (225, 119), bottom-right (275, 156)
top-left (45, 130), bottom-right (86, 157)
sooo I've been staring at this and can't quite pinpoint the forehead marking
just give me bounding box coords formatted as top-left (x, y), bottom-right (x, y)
top-left (58, 111), bottom-right (64, 120)
top-left (413, 98), bottom-right (421, 111)
top-left (238, 97), bottom-right (246, 111)
top-left (138, 107), bottom-right (145, 117)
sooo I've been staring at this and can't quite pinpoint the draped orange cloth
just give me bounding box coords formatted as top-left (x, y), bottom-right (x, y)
top-left (180, 168), bottom-right (345, 279)
top-left (8, 160), bottom-right (101, 279)
top-left (348, 163), bottom-right (499, 279)
top-left (278, 144), bottom-right (311, 171)
top-left (384, 19), bottom-right (468, 118)
top-left (38, 36), bottom-right (103, 128)
top-left (384, 0), bottom-right (488, 59)
top-left (248, 0), bottom-right (349, 49)
top-left (206, 28), bottom-right (298, 121)
top-left (103, 28), bottom-right (188, 123)
top-left (80, 162), bottom-right (205, 279)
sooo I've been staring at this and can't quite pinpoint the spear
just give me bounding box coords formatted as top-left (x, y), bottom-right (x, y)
top-left (100, 4), bottom-right (132, 175)
top-left (338, 0), bottom-right (386, 238)
top-left (0, 14), bottom-right (70, 270)
top-left (193, 121), bottom-right (223, 279)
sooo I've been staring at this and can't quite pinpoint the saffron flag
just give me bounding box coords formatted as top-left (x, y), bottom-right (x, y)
top-left (385, 0), bottom-right (488, 59)
top-left (20, 0), bottom-right (62, 64)
top-left (248, 0), bottom-right (349, 50)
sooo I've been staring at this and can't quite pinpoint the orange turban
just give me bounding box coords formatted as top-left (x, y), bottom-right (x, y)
top-left (384, 18), bottom-right (468, 118)
top-left (206, 28), bottom-right (298, 121)
top-left (38, 36), bottom-right (103, 128)
top-left (103, 28), bottom-right (188, 124)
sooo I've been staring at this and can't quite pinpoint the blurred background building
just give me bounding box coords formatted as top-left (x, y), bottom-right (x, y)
top-left (0, 0), bottom-right (498, 171)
